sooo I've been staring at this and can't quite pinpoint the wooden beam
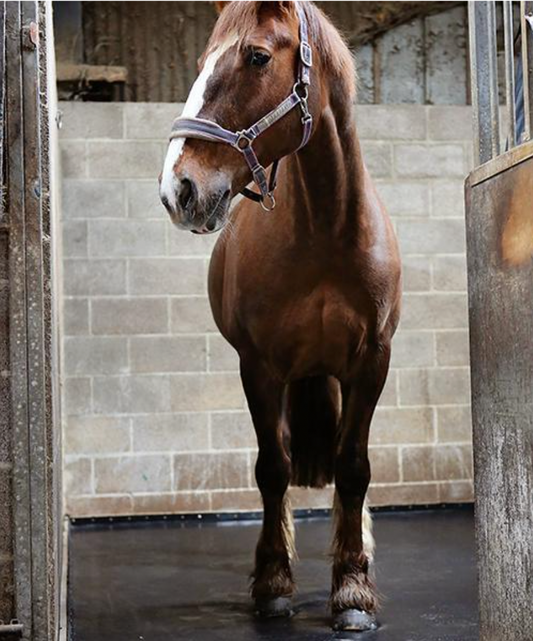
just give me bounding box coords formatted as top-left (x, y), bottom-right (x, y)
top-left (318, 1), bottom-right (465, 47)
top-left (56, 63), bottom-right (127, 84)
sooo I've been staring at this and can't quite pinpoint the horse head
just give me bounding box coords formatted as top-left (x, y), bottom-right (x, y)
top-left (159, 1), bottom-right (322, 233)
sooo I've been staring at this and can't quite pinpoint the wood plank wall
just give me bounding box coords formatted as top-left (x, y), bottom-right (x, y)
top-left (80, 1), bottom-right (469, 104)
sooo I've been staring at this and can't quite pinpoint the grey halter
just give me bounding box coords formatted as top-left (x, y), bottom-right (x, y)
top-left (169, 2), bottom-right (313, 211)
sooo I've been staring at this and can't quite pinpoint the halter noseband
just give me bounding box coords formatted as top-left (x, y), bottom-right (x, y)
top-left (168, 2), bottom-right (313, 212)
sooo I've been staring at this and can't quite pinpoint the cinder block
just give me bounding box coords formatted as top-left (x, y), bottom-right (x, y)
top-left (132, 413), bottom-right (209, 452)
top-left (62, 180), bottom-right (125, 219)
top-left (395, 144), bottom-right (465, 178)
top-left (126, 180), bottom-right (164, 219)
top-left (436, 405), bottom-right (472, 443)
top-left (65, 416), bottom-right (130, 455)
top-left (64, 458), bottom-right (92, 496)
top-left (64, 336), bottom-right (128, 376)
top-left (63, 259), bottom-right (127, 296)
top-left (62, 220), bottom-right (88, 258)
top-left (92, 298), bottom-right (168, 335)
top-left (129, 258), bottom-right (206, 296)
top-left (211, 411), bottom-right (256, 450)
top-left (87, 141), bottom-right (165, 179)
top-left (369, 446), bottom-right (400, 483)
top-left (132, 491), bottom-right (210, 514)
top-left (435, 444), bottom-right (473, 480)
top-left (376, 180), bottom-right (430, 217)
top-left (360, 141), bottom-right (393, 178)
top-left (66, 495), bottom-right (133, 518)
top-left (63, 299), bottom-right (89, 336)
top-left (130, 336), bottom-right (206, 373)
top-left (397, 219), bottom-right (466, 254)
top-left (401, 256), bottom-right (431, 292)
top-left (61, 141), bottom-right (87, 179)
top-left (370, 407), bottom-right (434, 445)
top-left (401, 293), bottom-right (468, 330)
top-left (401, 445), bottom-right (435, 482)
top-left (289, 486), bottom-right (335, 509)
top-left (431, 180), bottom-right (465, 218)
top-left (438, 480), bottom-right (473, 502)
top-left (379, 369), bottom-right (398, 407)
top-left (210, 489), bottom-right (261, 511)
top-left (93, 375), bottom-right (171, 414)
top-left (399, 367), bottom-right (470, 406)
top-left (464, 141), bottom-right (475, 172)
top-left (357, 105), bottom-right (427, 140)
top-left (398, 368), bottom-right (430, 407)
top-left (89, 220), bottom-right (166, 257)
top-left (429, 368), bottom-right (471, 404)
top-left (63, 377), bottom-right (92, 416)
top-left (433, 255), bottom-right (467, 291)
top-left (427, 106), bottom-right (473, 141)
top-left (168, 226), bottom-right (218, 257)
top-left (170, 373), bottom-right (246, 412)
top-left (95, 454), bottom-right (172, 493)
top-left (124, 102), bottom-right (181, 139)
top-left (59, 102), bottom-right (124, 139)
top-left (368, 482), bottom-right (439, 507)
top-left (170, 297), bottom-right (218, 334)
top-left (391, 330), bottom-right (435, 368)
top-left (174, 451), bottom-right (250, 491)
top-left (435, 330), bottom-right (469, 366)
top-left (208, 334), bottom-right (238, 372)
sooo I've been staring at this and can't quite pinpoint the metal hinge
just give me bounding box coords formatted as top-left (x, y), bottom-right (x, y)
top-left (21, 21), bottom-right (39, 50)
top-left (0, 620), bottom-right (24, 637)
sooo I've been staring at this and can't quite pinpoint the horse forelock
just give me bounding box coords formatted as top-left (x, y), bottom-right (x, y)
top-left (207, 1), bottom-right (356, 99)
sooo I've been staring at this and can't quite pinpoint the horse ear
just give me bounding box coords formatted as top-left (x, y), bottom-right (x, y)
top-left (214, 1), bottom-right (230, 14)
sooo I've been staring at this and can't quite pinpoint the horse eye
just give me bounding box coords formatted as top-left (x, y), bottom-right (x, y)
top-left (250, 50), bottom-right (271, 67)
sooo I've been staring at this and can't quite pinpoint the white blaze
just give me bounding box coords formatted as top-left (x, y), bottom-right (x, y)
top-left (160, 35), bottom-right (238, 211)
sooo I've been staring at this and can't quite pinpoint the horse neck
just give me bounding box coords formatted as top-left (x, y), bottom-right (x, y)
top-left (283, 91), bottom-right (367, 238)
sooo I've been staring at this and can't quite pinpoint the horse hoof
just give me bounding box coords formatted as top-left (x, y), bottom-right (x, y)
top-left (332, 609), bottom-right (377, 632)
top-left (255, 596), bottom-right (293, 618)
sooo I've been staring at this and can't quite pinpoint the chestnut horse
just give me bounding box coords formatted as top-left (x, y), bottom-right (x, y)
top-left (160, 1), bottom-right (401, 632)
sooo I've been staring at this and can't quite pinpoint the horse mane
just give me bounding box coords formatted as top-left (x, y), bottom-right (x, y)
top-left (208, 1), bottom-right (356, 99)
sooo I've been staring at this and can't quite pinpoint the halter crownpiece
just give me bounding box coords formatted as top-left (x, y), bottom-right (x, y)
top-left (169, 1), bottom-right (313, 212)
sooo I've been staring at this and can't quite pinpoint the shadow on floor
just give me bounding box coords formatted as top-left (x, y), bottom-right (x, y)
top-left (68, 507), bottom-right (478, 641)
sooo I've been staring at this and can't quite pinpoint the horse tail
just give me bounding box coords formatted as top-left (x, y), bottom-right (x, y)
top-left (286, 376), bottom-right (340, 488)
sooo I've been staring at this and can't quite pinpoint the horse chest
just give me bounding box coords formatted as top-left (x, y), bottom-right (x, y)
top-left (245, 288), bottom-right (370, 380)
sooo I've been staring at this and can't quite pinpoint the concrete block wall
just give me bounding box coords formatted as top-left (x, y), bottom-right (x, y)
top-left (59, 102), bottom-right (474, 517)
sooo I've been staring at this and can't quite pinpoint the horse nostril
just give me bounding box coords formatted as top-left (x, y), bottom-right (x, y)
top-left (178, 178), bottom-right (196, 212)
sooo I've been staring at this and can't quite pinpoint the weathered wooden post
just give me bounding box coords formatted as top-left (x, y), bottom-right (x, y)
top-left (1, 1), bottom-right (62, 638)
top-left (466, 2), bottom-right (533, 639)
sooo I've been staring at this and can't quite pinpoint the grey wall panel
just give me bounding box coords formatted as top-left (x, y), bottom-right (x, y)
top-left (426, 6), bottom-right (468, 105)
top-left (378, 19), bottom-right (426, 104)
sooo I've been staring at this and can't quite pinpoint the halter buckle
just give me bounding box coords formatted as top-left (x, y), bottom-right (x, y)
top-left (300, 42), bottom-right (312, 67)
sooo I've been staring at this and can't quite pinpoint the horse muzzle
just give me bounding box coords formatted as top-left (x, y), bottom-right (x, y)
top-left (160, 173), bottom-right (231, 235)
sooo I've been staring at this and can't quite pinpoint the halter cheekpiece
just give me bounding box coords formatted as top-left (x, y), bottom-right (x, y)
top-left (169, 1), bottom-right (313, 212)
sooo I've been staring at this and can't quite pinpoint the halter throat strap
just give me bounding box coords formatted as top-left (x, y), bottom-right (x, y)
top-left (169, 1), bottom-right (313, 212)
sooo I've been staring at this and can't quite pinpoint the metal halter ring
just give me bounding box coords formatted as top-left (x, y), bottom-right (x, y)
top-left (236, 133), bottom-right (252, 150)
top-left (260, 193), bottom-right (276, 212)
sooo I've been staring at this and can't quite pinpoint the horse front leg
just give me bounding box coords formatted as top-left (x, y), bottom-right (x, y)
top-left (240, 357), bottom-right (294, 618)
top-left (331, 345), bottom-right (391, 632)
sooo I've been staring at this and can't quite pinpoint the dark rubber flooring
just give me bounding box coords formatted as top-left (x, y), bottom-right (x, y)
top-left (69, 507), bottom-right (478, 641)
